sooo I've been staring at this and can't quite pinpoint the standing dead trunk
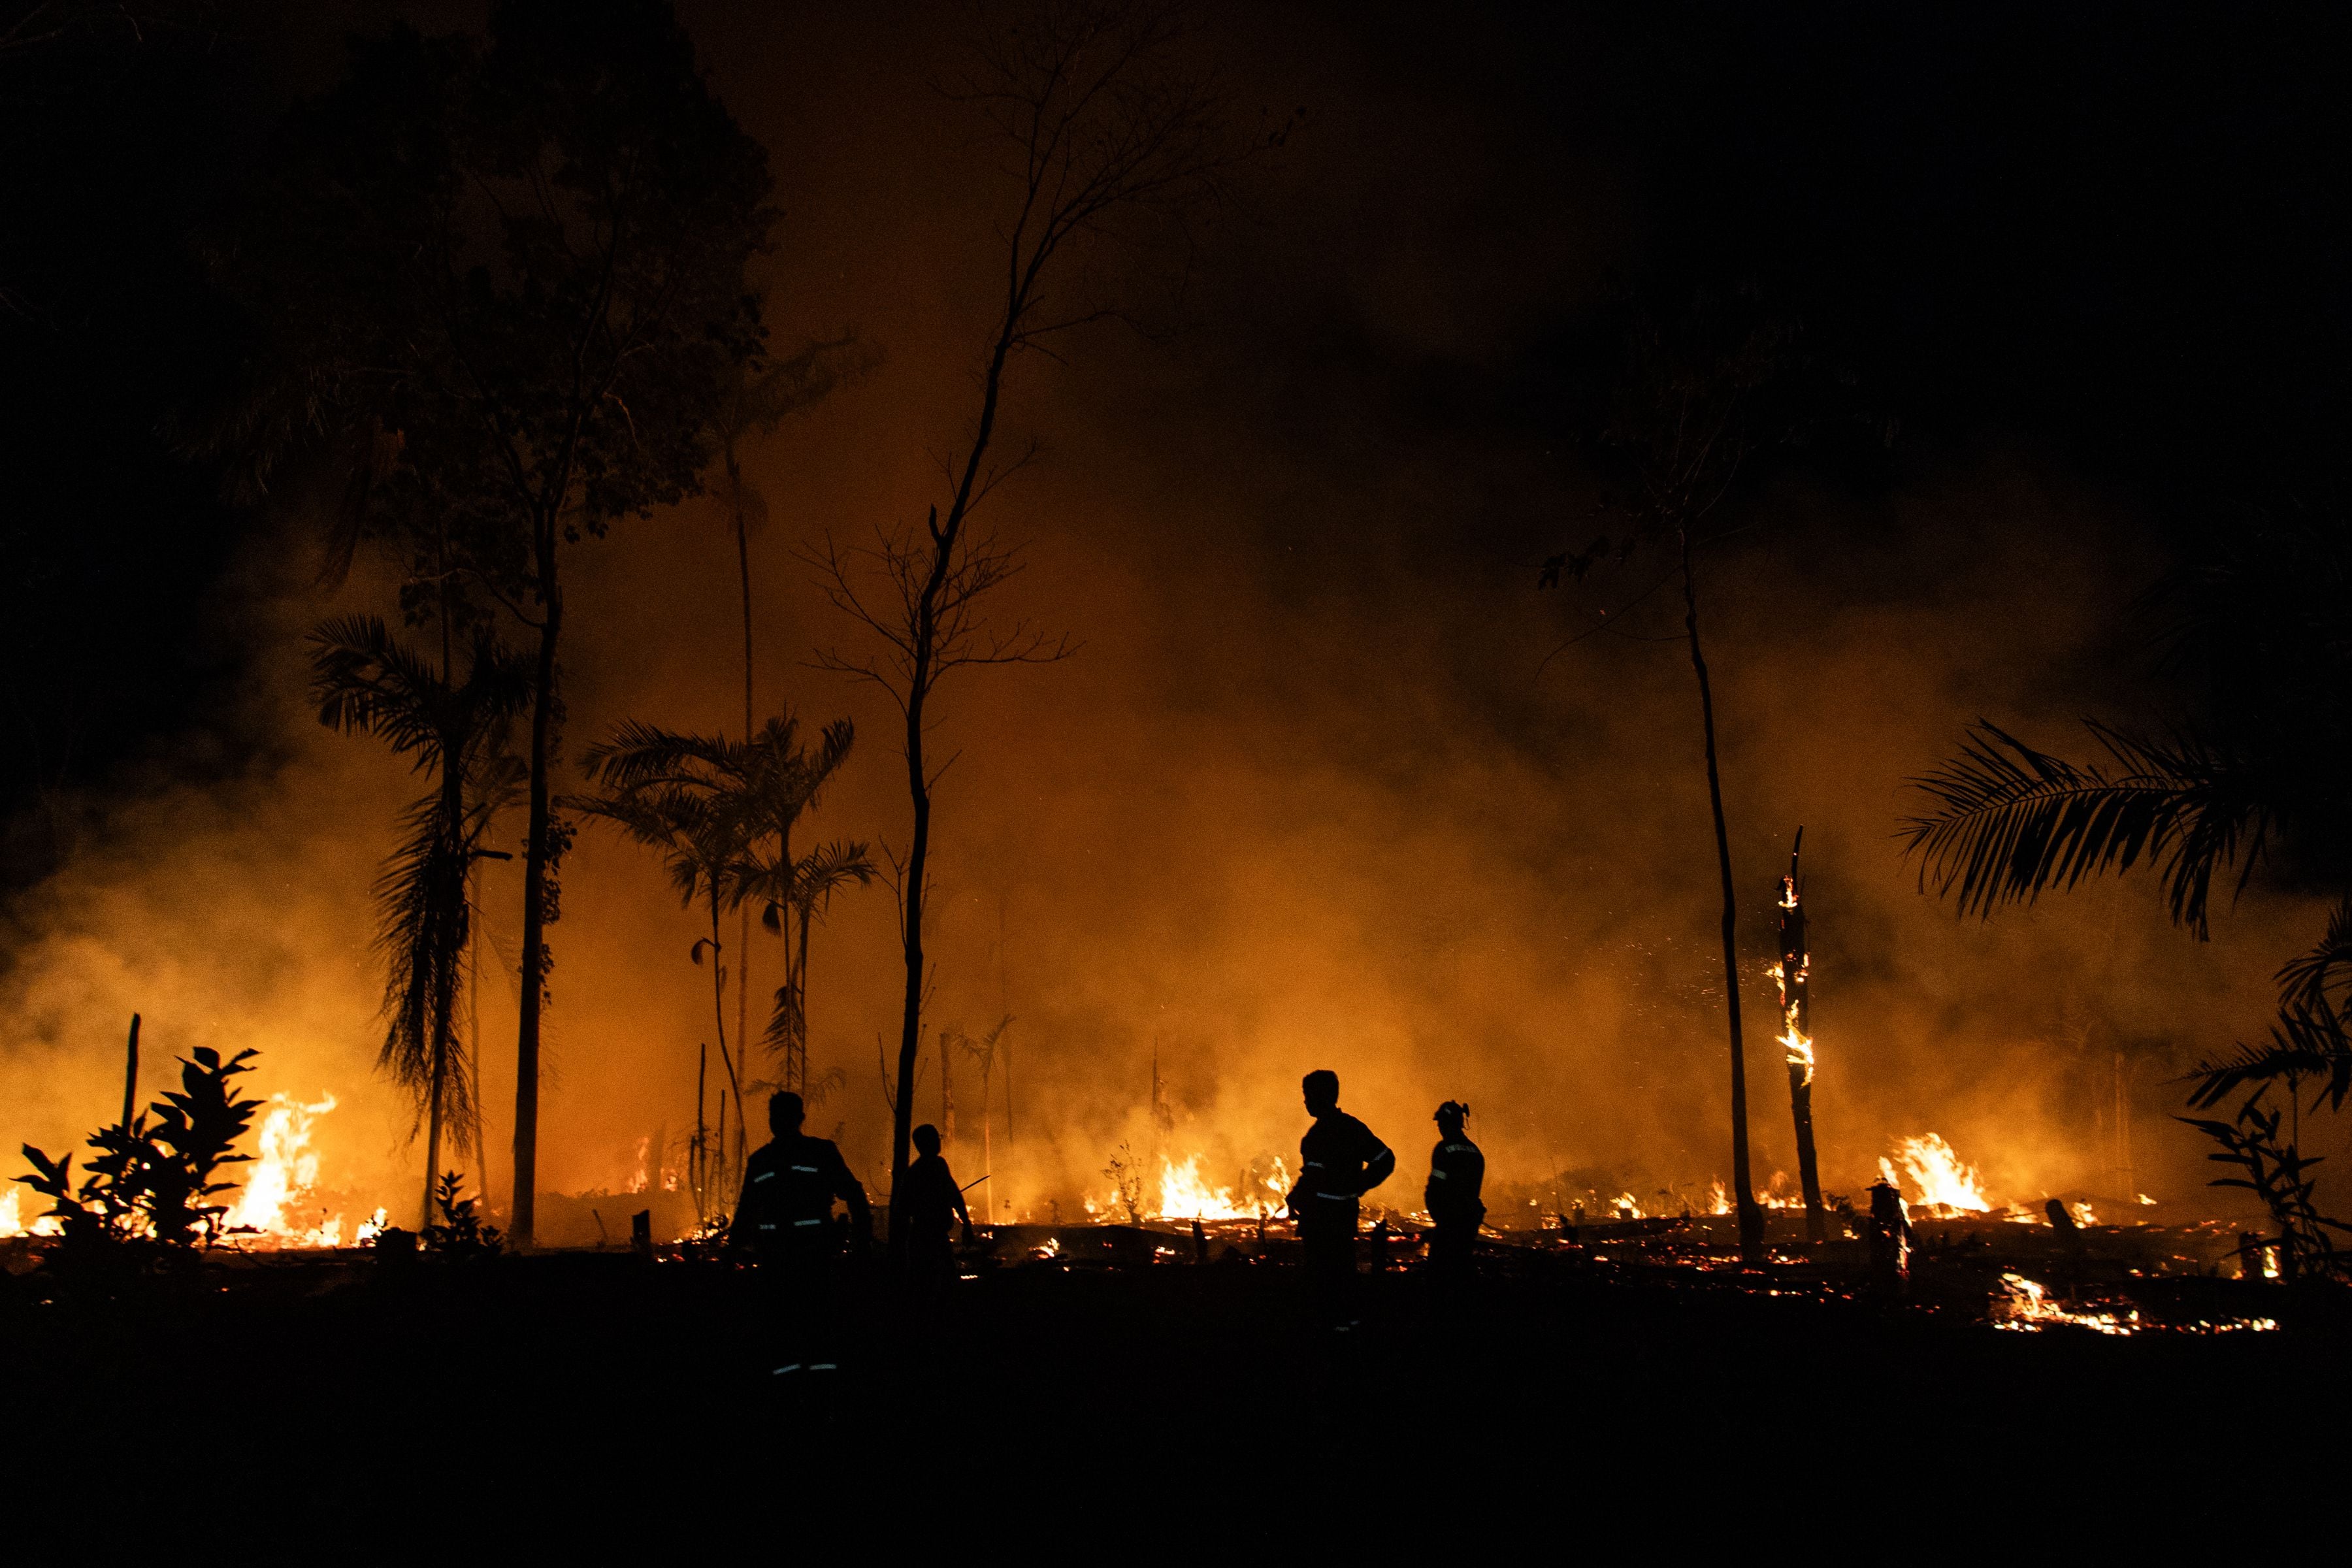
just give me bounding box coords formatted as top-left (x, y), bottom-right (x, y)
top-left (120, 1013), bottom-right (140, 1132)
top-left (1777, 829), bottom-right (1825, 1245)
top-left (1680, 530), bottom-right (1763, 1266)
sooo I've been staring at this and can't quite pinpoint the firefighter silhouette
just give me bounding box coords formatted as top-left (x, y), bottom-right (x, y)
top-left (1285, 1070), bottom-right (1394, 1330)
top-left (1424, 1100), bottom-right (1484, 1280)
top-left (729, 1090), bottom-right (870, 1374)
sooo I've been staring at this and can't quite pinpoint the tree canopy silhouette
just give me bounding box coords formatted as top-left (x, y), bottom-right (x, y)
top-left (224, 0), bottom-right (777, 1243)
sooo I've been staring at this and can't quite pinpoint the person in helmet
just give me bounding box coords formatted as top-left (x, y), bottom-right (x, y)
top-left (1424, 1100), bottom-right (1485, 1281)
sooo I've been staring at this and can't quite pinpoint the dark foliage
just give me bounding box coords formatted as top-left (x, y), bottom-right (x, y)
top-left (16, 1045), bottom-right (262, 1266)
top-left (419, 1171), bottom-right (504, 1257)
top-left (2180, 1102), bottom-right (2351, 1283)
top-left (1906, 515), bottom-right (2352, 1115)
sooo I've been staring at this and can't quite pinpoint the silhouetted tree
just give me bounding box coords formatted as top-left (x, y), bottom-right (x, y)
top-left (223, 1), bottom-right (775, 1244)
top-left (809, 0), bottom-right (1254, 1260)
top-left (1540, 287), bottom-right (1805, 1266)
top-left (575, 713), bottom-right (856, 1204)
top-left (312, 614), bottom-right (531, 1230)
top-left (751, 837), bottom-right (878, 1093)
top-left (713, 334), bottom-right (881, 1071)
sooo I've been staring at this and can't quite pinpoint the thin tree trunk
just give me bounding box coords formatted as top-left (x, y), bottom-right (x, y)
top-left (709, 898), bottom-right (747, 1210)
top-left (734, 446), bottom-right (755, 1099)
top-left (1680, 531), bottom-right (1763, 1266)
top-left (890, 313), bottom-right (1019, 1254)
top-left (795, 903), bottom-right (816, 1094)
top-left (891, 678), bottom-right (932, 1260)
top-left (467, 863), bottom-right (485, 1206)
top-left (423, 1052), bottom-right (446, 1232)
top-left (694, 1040), bottom-right (708, 1224)
top-left (511, 542), bottom-right (561, 1248)
top-left (430, 528), bottom-right (457, 1233)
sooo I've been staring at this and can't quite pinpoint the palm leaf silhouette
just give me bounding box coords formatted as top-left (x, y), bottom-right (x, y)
top-left (1899, 721), bottom-right (2267, 938)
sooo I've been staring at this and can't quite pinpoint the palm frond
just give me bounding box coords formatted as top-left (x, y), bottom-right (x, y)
top-left (2187, 992), bottom-right (2352, 1114)
top-left (579, 721), bottom-right (740, 790)
top-left (1900, 721), bottom-right (2266, 937)
top-left (567, 781), bottom-right (730, 909)
top-left (2277, 896), bottom-right (2352, 1014)
top-left (369, 789), bottom-right (476, 1139)
top-left (791, 838), bottom-right (877, 915)
top-left (764, 979), bottom-right (804, 1058)
top-left (309, 613), bottom-right (448, 762)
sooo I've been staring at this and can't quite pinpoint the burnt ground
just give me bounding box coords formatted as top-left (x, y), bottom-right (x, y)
top-left (7, 1239), bottom-right (2347, 1550)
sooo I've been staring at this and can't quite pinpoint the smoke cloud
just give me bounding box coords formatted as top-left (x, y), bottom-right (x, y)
top-left (4, 4), bottom-right (2334, 1237)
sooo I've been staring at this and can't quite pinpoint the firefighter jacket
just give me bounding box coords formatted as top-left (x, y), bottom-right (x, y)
top-left (729, 1133), bottom-right (870, 1253)
top-left (1289, 1111), bottom-right (1395, 1233)
top-left (1424, 1135), bottom-right (1486, 1226)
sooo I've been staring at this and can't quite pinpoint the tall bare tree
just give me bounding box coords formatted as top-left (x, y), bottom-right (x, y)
top-left (1541, 289), bottom-right (1801, 1266)
top-left (808, 0), bottom-right (1249, 1256)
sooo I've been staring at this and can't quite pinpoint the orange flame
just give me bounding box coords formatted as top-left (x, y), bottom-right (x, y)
top-left (1878, 1132), bottom-right (1992, 1214)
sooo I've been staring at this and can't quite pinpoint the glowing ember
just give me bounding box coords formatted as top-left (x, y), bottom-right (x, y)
top-left (1990, 1273), bottom-right (2135, 1335)
top-left (221, 1092), bottom-right (340, 1241)
top-left (1878, 1133), bottom-right (1992, 1214)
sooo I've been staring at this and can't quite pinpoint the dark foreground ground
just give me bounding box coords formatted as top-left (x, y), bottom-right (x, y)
top-left (7, 1241), bottom-right (2347, 1548)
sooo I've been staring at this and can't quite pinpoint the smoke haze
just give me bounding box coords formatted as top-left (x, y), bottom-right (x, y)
top-left (5, 3), bottom-right (2337, 1235)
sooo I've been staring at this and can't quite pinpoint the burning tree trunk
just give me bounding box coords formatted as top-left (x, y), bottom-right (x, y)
top-left (1776, 828), bottom-right (1825, 1245)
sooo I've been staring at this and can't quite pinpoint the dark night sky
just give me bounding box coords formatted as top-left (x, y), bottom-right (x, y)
top-left (9, 1), bottom-right (2347, 853)
top-left (3, 2), bottom-right (2348, 1209)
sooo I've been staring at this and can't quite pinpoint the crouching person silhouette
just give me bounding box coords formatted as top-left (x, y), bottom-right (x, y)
top-left (1286, 1070), bottom-right (1394, 1332)
top-left (729, 1090), bottom-right (870, 1377)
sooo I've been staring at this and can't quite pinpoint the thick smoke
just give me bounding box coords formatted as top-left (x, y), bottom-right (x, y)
top-left (3, 5), bottom-right (2334, 1237)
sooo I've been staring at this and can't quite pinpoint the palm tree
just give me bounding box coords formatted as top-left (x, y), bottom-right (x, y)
top-left (312, 615), bottom-right (531, 1230)
top-left (574, 713), bottom-right (858, 1208)
top-left (572, 754), bottom-right (752, 1214)
top-left (1901, 514), bottom-right (2352, 1116)
top-left (751, 838), bottom-right (877, 1093)
top-left (713, 336), bottom-right (881, 1081)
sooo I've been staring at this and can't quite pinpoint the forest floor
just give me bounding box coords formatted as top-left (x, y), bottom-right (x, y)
top-left (8, 1239), bottom-right (2345, 1544)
